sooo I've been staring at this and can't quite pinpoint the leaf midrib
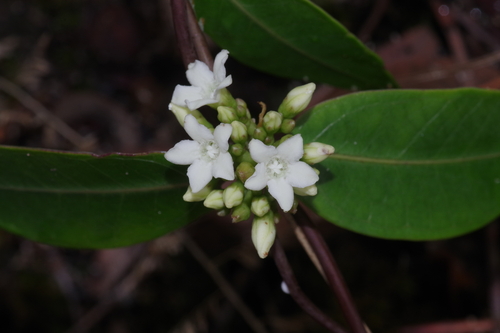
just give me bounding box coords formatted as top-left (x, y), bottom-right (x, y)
top-left (227, 0), bottom-right (375, 85)
top-left (330, 152), bottom-right (500, 165)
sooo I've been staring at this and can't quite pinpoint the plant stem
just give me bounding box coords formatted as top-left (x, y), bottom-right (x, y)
top-left (272, 240), bottom-right (348, 333)
top-left (294, 206), bottom-right (367, 333)
top-left (170, 0), bottom-right (197, 68)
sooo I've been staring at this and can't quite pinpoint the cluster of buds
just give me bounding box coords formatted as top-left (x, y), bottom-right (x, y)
top-left (165, 50), bottom-right (334, 258)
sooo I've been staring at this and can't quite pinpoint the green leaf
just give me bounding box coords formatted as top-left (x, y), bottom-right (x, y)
top-left (194, 0), bottom-right (397, 90)
top-left (0, 147), bottom-right (202, 248)
top-left (295, 88), bottom-right (500, 240)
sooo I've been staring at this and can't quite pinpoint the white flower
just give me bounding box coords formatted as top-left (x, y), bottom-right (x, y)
top-left (244, 134), bottom-right (319, 212)
top-left (171, 50), bottom-right (232, 110)
top-left (165, 114), bottom-right (235, 193)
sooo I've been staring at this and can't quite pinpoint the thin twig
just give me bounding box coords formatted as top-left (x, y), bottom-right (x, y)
top-left (170, 0), bottom-right (197, 68)
top-left (186, 1), bottom-right (213, 69)
top-left (295, 205), bottom-right (367, 333)
top-left (272, 240), bottom-right (348, 333)
top-left (357, 0), bottom-right (390, 42)
top-left (183, 233), bottom-right (269, 333)
top-left (0, 76), bottom-right (90, 149)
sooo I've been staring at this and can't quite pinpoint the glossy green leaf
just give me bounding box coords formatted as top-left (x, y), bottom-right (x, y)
top-left (0, 147), bottom-right (202, 248)
top-left (194, 0), bottom-right (397, 90)
top-left (295, 88), bottom-right (500, 240)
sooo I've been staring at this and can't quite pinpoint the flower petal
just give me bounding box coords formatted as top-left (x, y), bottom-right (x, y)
top-left (184, 114), bottom-right (214, 143)
top-left (286, 161), bottom-right (319, 188)
top-left (244, 163), bottom-right (268, 191)
top-left (164, 140), bottom-right (200, 165)
top-left (213, 123), bottom-right (232, 152)
top-left (277, 134), bottom-right (304, 162)
top-left (268, 178), bottom-right (294, 212)
top-left (212, 152), bottom-right (235, 181)
top-left (186, 60), bottom-right (214, 89)
top-left (187, 159), bottom-right (213, 193)
top-left (186, 97), bottom-right (219, 111)
top-left (213, 49), bottom-right (229, 83)
top-left (217, 75), bottom-right (232, 90)
top-left (248, 139), bottom-right (276, 163)
top-left (171, 85), bottom-right (205, 108)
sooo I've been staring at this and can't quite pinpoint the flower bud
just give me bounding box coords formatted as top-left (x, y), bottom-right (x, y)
top-left (190, 110), bottom-right (214, 130)
top-left (280, 119), bottom-right (296, 134)
top-left (251, 196), bottom-right (270, 217)
top-left (293, 185), bottom-right (318, 196)
top-left (302, 142), bottom-right (335, 164)
top-left (223, 181), bottom-right (245, 209)
top-left (236, 162), bottom-right (255, 182)
top-left (230, 121), bottom-right (248, 143)
top-left (252, 127), bottom-right (267, 141)
top-left (245, 119), bottom-right (257, 136)
top-left (231, 203), bottom-right (251, 223)
top-left (203, 190), bottom-right (225, 210)
top-left (239, 151), bottom-right (255, 165)
top-left (230, 143), bottom-right (244, 157)
top-left (169, 103), bottom-right (190, 126)
top-left (278, 83), bottom-right (316, 118)
top-left (263, 111), bottom-right (283, 134)
top-left (251, 212), bottom-right (276, 259)
top-left (264, 136), bottom-right (274, 145)
top-left (236, 98), bottom-right (249, 118)
top-left (183, 184), bottom-right (212, 202)
top-left (217, 106), bottom-right (237, 123)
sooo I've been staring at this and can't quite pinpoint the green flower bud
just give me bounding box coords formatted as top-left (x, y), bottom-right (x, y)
top-left (231, 203), bottom-right (251, 223)
top-left (278, 83), bottom-right (316, 118)
top-left (169, 103), bottom-right (190, 126)
top-left (217, 106), bottom-right (237, 123)
top-left (230, 121), bottom-right (248, 143)
top-left (203, 190), bottom-right (225, 210)
top-left (217, 208), bottom-right (229, 217)
top-left (183, 184), bottom-right (212, 202)
top-left (251, 211), bottom-right (276, 259)
top-left (236, 162), bottom-right (255, 182)
top-left (263, 111), bottom-right (283, 134)
top-left (302, 142), bottom-right (335, 164)
top-left (293, 185), bottom-right (318, 196)
top-left (280, 119), bottom-right (296, 134)
top-left (239, 151), bottom-right (255, 165)
top-left (236, 98), bottom-right (249, 118)
top-left (223, 181), bottom-right (245, 209)
top-left (251, 196), bottom-right (270, 217)
top-left (230, 143), bottom-right (244, 157)
top-left (252, 127), bottom-right (267, 141)
top-left (264, 136), bottom-right (274, 145)
top-left (245, 120), bottom-right (257, 136)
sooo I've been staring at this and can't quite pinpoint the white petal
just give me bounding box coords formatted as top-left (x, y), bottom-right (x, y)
top-left (186, 97), bottom-right (219, 111)
top-left (212, 152), bottom-right (234, 181)
top-left (213, 123), bottom-right (232, 152)
top-left (216, 75), bottom-right (232, 90)
top-left (171, 85), bottom-right (205, 108)
top-left (164, 140), bottom-right (200, 165)
top-left (244, 163), bottom-right (268, 191)
top-left (277, 134), bottom-right (304, 162)
top-left (184, 114), bottom-right (214, 143)
top-left (286, 161), bottom-right (319, 188)
top-left (268, 178), bottom-right (294, 212)
top-left (248, 139), bottom-right (276, 163)
top-left (187, 159), bottom-right (213, 192)
top-left (186, 60), bottom-right (215, 89)
top-left (213, 49), bottom-right (229, 83)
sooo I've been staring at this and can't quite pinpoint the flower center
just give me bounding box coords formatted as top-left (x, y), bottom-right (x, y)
top-left (200, 140), bottom-right (220, 161)
top-left (266, 157), bottom-right (288, 179)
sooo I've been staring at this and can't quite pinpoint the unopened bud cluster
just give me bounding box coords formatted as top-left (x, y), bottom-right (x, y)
top-left (165, 50), bottom-right (334, 259)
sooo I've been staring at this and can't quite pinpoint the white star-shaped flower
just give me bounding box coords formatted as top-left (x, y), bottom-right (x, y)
top-left (171, 50), bottom-right (232, 110)
top-left (244, 134), bottom-right (319, 212)
top-left (165, 114), bottom-right (235, 193)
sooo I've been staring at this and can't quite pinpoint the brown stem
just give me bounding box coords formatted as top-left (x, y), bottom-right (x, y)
top-left (170, 0), bottom-right (197, 68)
top-left (186, 1), bottom-right (213, 69)
top-left (294, 206), bottom-right (367, 333)
top-left (272, 240), bottom-right (348, 333)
